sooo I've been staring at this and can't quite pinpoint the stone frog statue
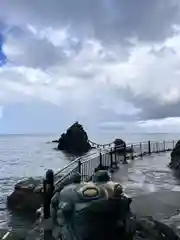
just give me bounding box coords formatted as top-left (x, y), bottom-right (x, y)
top-left (50, 171), bottom-right (134, 240)
top-left (50, 170), bottom-right (180, 240)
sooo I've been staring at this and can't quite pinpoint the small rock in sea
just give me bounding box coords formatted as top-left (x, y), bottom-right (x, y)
top-left (113, 138), bottom-right (133, 154)
top-left (52, 140), bottom-right (59, 143)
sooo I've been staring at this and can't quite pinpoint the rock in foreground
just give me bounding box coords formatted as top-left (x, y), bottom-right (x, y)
top-left (30, 171), bottom-right (179, 240)
top-left (7, 177), bottom-right (43, 212)
top-left (2, 216), bottom-right (179, 240)
top-left (0, 229), bottom-right (27, 240)
top-left (135, 217), bottom-right (180, 240)
top-left (57, 122), bottom-right (91, 155)
top-left (170, 140), bottom-right (180, 170)
top-left (7, 172), bottom-right (81, 213)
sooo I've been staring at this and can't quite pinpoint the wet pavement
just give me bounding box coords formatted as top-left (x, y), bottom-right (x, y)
top-left (113, 152), bottom-right (180, 233)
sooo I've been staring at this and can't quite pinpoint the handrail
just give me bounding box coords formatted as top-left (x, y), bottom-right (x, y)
top-left (53, 139), bottom-right (177, 189)
top-left (54, 151), bottom-right (100, 177)
top-left (41, 138), bottom-right (178, 236)
top-left (89, 139), bottom-right (177, 149)
top-left (54, 156), bottom-right (81, 176)
top-left (54, 151), bottom-right (101, 187)
top-left (54, 142), bottom-right (134, 187)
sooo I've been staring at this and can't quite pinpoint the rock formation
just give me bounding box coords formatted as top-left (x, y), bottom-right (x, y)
top-left (7, 169), bottom-right (179, 240)
top-left (57, 122), bottom-right (91, 155)
top-left (113, 138), bottom-right (132, 154)
top-left (169, 140), bottom-right (180, 170)
top-left (134, 216), bottom-right (180, 240)
top-left (7, 172), bottom-right (80, 213)
top-left (114, 138), bottom-right (126, 149)
top-left (7, 177), bottom-right (43, 212)
top-left (51, 139), bottom-right (59, 143)
top-left (0, 229), bottom-right (27, 240)
top-left (27, 175), bottom-right (180, 240)
top-left (2, 215), bottom-right (179, 240)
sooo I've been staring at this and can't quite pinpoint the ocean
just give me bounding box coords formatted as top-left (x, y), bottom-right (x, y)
top-left (1, 132), bottom-right (180, 233)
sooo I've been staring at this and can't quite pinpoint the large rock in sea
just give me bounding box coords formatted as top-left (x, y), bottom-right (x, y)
top-left (57, 122), bottom-right (91, 155)
top-left (170, 140), bottom-right (180, 170)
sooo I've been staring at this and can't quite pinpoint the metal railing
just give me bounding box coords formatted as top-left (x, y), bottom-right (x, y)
top-left (41, 139), bottom-right (177, 226)
top-left (54, 150), bottom-right (99, 187)
top-left (53, 139), bottom-right (177, 190)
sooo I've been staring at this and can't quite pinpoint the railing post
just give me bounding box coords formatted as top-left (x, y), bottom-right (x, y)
top-left (140, 142), bottom-right (143, 157)
top-left (163, 141), bottom-right (166, 152)
top-left (114, 150), bottom-right (117, 165)
top-left (99, 151), bottom-right (102, 167)
top-left (131, 144), bottom-right (134, 160)
top-left (43, 179), bottom-right (46, 217)
top-left (43, 169), bottom-right (54, 219)
top-left (148, 141), bottom-right (151, 154)
top-left (156, 142), bottom-right (159, 153)
top-left (122, 142), bottom-right (127, 164)
top-left (173, 140), bottom-right (175, 149)
top-left (110, 148), bottom-right (113, 167)
top-left (78, 159), bottom-right (81, 174)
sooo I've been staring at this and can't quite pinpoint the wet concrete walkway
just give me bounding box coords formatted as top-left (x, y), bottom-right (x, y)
top-left (113, 152), bottom-right (180, 223)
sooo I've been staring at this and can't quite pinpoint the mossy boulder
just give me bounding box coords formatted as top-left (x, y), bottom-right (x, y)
top-left (57, 122), bottom-right (91, 155)
top-left (7, 177), bottom-right (43, 212)
top-left (6, 172), bottom-right (77, 214)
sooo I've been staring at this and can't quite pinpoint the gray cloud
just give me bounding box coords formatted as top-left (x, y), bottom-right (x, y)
top-left (2, 26), bottom-right (82, 69)
top-left (1, 0), bottom-right (180, 44)
top-left (2, 24), bottom-right (130, 70)
top-left (1, 1), bottom-right (180, 71)
top-left (1, 0), bottom-right (180, 133)
top-left (135, 97), bottom-right (180, 120)
top-left (114, 85), bottom-right (180, 120)
top-left (150, 46), bottom-right (177, 58)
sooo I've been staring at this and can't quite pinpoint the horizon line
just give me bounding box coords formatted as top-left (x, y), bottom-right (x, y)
top-left (0, 132), bottom-right (180, 136)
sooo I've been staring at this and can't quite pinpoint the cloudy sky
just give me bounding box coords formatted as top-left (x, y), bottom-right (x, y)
top-left (0, 0), bottom-right (180, 135)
